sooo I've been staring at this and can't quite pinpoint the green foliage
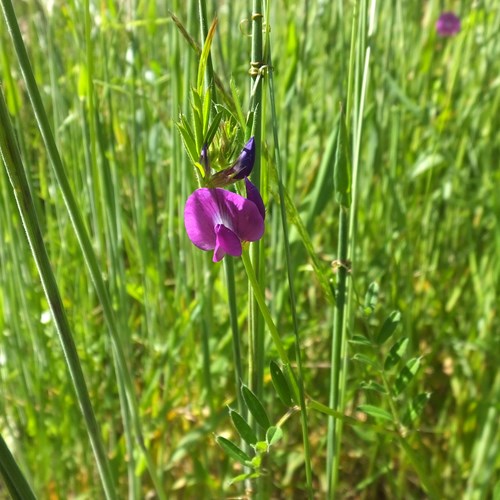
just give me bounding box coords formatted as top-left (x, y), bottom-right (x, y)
top-left (0, 0), bottom-right (499, 498)
top-left (217, 383), bottom-right (287, 486)
top-left (269, 361), bottom-right (294, 407)
top-left (333, 107), bottom-right (351, 208)
top-left (241, 385), bottom-right (271, 430)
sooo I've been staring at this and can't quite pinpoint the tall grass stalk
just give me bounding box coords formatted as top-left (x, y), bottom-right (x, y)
top-left (249, 0), bottom-right (265, 408)
top-left (2, 0), bottom-right (500, 497)
top-left (266, 32), bottom-right (313, 497)
top-left (327, 0), bottom-right (374, 495)
top-left (0, 0), bottom-right (165, 496)
top-left (0, 86), bottom-right (117, 500)
top-left (0, 433), bottom-right (36, 500)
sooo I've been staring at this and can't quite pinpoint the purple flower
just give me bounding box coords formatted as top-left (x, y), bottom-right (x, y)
top-left (184, 178), bottom-right (265, 262)
top-left (211, 137), bottom-right (255, 187)
top-left (436, 12), bottom-right (461, 37)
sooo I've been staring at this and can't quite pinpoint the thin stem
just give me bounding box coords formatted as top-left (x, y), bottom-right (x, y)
top-left (266, 34), bottom-right (313, 497)
top-left (241, 251), bottom-right (290, 366)
top-left (224, 258), bottom-right (245, 414)
top-left (0, 86), bottom-right (117, 500)
top-left (249, 0), bottom-right (265, 407)
top-left (198, 0), bottom-right (215, 100)
top-left (0, 1), bottom-right (166, 496)
top-left (326, 206), bottom-right (349, 497)
top-left (0, 433), bottom-right (36, 500)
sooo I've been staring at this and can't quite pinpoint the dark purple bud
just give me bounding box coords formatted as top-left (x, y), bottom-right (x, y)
top-left (230, 137), bottom-right (255, 180)
top-left (200, 144), bottom-right (210, 177)
top-left (210, 137), bottom-right (256, 187)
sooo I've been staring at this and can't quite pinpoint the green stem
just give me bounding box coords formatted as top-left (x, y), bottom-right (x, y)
top-left (241, 251), bottom-right (290, 366)
top-left (0, 85), bottom-right (117, 500)
top-left (198, 0), bottom-right (215, 101)
top-left (201, 267), bottom-right (214, 413)
top-left (327, 206), bottom-right (349, 497)
top-left (249, 0), bottom-right (265, 409)
top-left (224, 258), bottom-right (245, 414)
top-left (0, 433), bottom-right (37, 500)
top-left (0, 1), bottom-right (166, 496)
top-left (266, 36), bottom-right (313, 497)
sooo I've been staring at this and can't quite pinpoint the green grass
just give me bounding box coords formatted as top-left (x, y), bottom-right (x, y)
top-left (0, 0), bottom-right (499, 498)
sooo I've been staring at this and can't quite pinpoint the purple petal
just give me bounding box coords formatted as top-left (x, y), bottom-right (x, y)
top-left (245, 178), bottom-right (266, 220)
top-left (184, 189), bottom-right (218, 250)
top-left (210, 137), bottom-right (256, 187)
top-left (231, 137), bottom-right (256, 180)
top-left (223, 188), bottom-right (265, 243)
top-left (184, 187), bottom-right (265, 259)
top-left (436, 12), bottom-right (460, 37)
top-left (213, 224), bottom-right (242, 262)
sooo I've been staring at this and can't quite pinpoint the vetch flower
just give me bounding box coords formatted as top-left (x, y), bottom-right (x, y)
top-left (184, 178), bottom-right (265, 262)
top-left (436, 12), bottom-right (461, 37)
top-left (211, 137), bottom-right (255, 187)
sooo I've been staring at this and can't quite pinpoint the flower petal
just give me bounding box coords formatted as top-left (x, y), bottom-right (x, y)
top-left (213, 224), bottom-right (242, 262)
top-left (184, 186), bottom-right (265, 259)
top-left (245, 178), bottom-right (266, 220)
top-left (231, 137), bottom-right (255, 180)
top-left (184, 188), bottom-right (221, 250)
top-left (436, 12), bottom-right (460, 37)
top-left (223, 190), bottom-right (265, 243)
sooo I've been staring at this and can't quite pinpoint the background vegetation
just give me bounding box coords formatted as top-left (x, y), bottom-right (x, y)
top-left (0, 0), bottom-right (499, 498)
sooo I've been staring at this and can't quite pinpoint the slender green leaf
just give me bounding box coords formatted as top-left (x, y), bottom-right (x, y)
top-left (334, 106), bottom-right (351, 208)
top-left (190, 90), bottom-right (204, 151)
top-left (202, 88), bottom-right (211, 136)
top-left (352, 353), bottom-right (376, 367)
top-left (215, 436), bottom-right (251, 466)
top-left (270, 361), bottom-right (294, 406)
top-left (0, 433), bottom-right (36, 500)
top-left (349, 334), bottom-right (372, 346)
top-left (269, 163), bottom-right (334, 303)
top-left (229, 409), bottom-right (257, 446)
top-left (403, 393), bottom-right (431, 426)
top-left (360, 380), bottom-right (388, 394)
top-left (357, 405), bottom-right (394, 423)
top-left (394, 357), bottom-right (421, 396)
top-left (375, 310), bottom-right (401, 346)
top-left (176, 118), bottom-right (198, 165)
top-left (0, 80), bottom-right (117, 500)
top-left (384, 337), bottom-right (410, 370)
top-left (204, 110), bottom-right (223, 147)
top-left (196, 17), bottom-right (217, 94)
top-left (241, 385), bottom-right (271, 429)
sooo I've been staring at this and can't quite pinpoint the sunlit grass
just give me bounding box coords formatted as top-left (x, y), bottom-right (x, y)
top-left (0, 0), bottom-right (499, 498)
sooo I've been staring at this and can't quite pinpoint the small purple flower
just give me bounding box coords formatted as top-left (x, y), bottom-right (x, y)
top-left (211, 137), bottom-right (255, 187)
top-left (436, 12), bottom-right (461, 37)
top-left (184, 178), bottom-right (265, 262)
